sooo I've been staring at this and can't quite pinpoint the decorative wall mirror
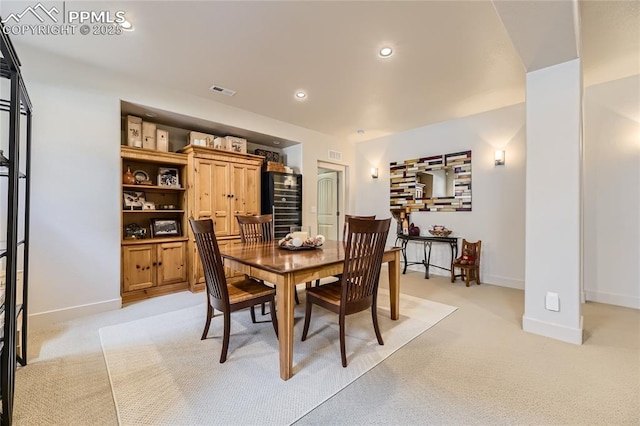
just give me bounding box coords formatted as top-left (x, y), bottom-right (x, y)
top-left (390, 150), bottom-right (471, 212)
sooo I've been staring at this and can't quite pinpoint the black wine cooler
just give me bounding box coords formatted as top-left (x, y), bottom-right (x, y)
top-left (261, 172), bottom-right (303, 238)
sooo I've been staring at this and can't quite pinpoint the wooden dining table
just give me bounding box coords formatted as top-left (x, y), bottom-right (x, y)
top-left (218, 240), bottom-right (402, 380)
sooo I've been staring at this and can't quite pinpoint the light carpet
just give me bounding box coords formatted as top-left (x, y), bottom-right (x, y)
top-left (99, 290), bottom-right (456, 426)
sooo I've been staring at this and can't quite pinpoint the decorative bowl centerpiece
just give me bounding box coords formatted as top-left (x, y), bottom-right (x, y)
top-left (428, 225), bottom-right (452, 237)
top-left (278, 233), bottom-right (325, 250)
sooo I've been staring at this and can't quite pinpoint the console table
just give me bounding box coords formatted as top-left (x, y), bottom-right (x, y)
top-left (395, 234), bottom-right (458, 279)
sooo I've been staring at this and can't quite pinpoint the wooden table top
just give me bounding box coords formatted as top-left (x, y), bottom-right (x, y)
top-left (219, 240), bottom-right (400, 275)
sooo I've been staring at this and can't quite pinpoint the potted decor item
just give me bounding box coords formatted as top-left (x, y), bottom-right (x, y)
top-left (123, 165), bottom-right (136, 184)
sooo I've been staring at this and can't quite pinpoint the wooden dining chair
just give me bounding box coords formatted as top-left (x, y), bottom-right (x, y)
top-left (190, 219), bottom-right (278, 363)
top-left (314, 214), bottom-right (375, 287)
top-left (236, 214), bottom-right (299, 310)
top-left (450, 239), bottom-right (482, 287)
top-left (302, 217), bottom-right (391, 367)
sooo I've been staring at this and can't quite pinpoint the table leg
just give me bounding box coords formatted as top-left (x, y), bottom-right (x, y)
top-left (401, 239), bottom-right (408, 274)
top-left (277, 274), bottom-right (295, 380)
top-left (422, 241), bottom-right (428, 279)
top-left (388, 250), bottom-right (400, 320)
top-left (450, 241), bottom-right (458, 269)
top-left (425, 241), bottom-right (433, 279)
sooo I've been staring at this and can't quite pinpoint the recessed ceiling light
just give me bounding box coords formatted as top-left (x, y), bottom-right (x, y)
top-left (295, 91), bottom-right (307, 99)
top-left (379, 47), bottom-right (393, 58)
top-left (120, 20), bottom-right (134, 31)
top-left (145, 112), bottom-right (157, 118)
top-left (273, 141), bottom-right (281, 145)
top-left (357, 129), bottom-right (365, 134)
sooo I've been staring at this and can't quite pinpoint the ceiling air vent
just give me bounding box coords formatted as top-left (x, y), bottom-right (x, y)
top-left (328, 150), bottom-right (343, 161)
top-left (209, 85), bottom-right (236, 97)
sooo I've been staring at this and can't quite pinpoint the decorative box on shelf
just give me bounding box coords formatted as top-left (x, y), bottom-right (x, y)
top-left (225, 136), bottom-right (247, 154)
top-left (142, 121), bottom-right (157, 150)
top-left (264, 161), bottom-right (287, 172)
top-left (156, 129), bottom-right (169, 152)
top-left (189, 131), bottom-right (215, 147)
top-left (254, 148), bottom-right (280, 164)
top-left (127, 115), bottom-right (142, 148)
top-left (213, 137), bottom-right (227, 150)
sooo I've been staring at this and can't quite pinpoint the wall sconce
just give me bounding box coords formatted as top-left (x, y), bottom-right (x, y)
top-left (370, 167), bottom-right (379, 179)
top-left (494, 150), bottom-right (505, 166)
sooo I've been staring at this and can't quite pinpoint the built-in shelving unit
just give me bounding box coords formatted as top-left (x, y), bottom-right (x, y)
top-left (120, 146), bottom-right (189, 303)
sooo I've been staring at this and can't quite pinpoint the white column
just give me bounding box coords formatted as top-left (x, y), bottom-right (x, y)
top-left (523, 58), bottom-right (583, 344)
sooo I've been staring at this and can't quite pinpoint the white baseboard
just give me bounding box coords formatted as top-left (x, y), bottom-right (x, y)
top-left (584, 290), bottom-right (640, 309)
top-left (483, 274), bottom-right (524, 290)
top-left (405, 265), bottom-right (524, 289)
top-left (522, 314), bottom-right (583, 345)
top-left (29, 298), bottom-right (122, 330)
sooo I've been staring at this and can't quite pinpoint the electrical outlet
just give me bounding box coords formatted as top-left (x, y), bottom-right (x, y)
top-left (545, 292), bottom-right (560, 312)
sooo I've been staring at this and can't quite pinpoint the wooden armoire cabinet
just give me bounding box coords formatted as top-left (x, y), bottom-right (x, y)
top-left (181, 145), bottom-right (263, 291)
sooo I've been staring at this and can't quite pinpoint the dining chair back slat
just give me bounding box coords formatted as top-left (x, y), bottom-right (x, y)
top-left (342, 214), bottom-right (375, 242)
top-left (237, 214), bottom-right (275, 243)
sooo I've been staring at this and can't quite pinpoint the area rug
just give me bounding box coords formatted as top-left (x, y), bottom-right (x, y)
top-left (99, 290), bottom-right (457, 425)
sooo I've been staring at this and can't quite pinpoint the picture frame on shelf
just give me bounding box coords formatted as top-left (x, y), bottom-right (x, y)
top-left (142, 201), bottom-right (155, 210)
top-left (157, 167), bottom-right (180, 187)
top-left (150, 218), bottom-right (181, 237)
top-left (124, 223), bottom-right (147, 240)
top-left (123, 191), bottom-right (145, 209)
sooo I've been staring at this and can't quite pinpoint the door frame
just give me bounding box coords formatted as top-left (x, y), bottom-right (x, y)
top-left (317, 161), bottom-right (347, 241)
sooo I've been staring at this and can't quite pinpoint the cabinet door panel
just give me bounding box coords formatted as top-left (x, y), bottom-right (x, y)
top-left (231, 164), bottom-right (247, 235)
top-left (193, 245), bottom-right (206, 286)
top-left (244, 164), bottom-right (260, 215)
top-left (195, 159), bottom-right (214, 218)
top-left (212, 161), bottom-right (231, 236)
top-left (157, 242), bottom-right (187, 286)
top-left (122, 245), bottom-right (155, 292)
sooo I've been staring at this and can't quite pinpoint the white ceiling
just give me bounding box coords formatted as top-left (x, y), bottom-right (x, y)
top-left (3, 1), bottom-right (639, 143)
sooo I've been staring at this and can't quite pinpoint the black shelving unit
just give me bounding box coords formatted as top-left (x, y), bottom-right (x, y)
top-left (261, 172), bottom-right (302, 238)
top-left (0, 24), bottom-right (32, 426)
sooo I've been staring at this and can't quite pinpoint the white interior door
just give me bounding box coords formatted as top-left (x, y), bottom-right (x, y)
top-left (317, 171), bottom-right (339, 240)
